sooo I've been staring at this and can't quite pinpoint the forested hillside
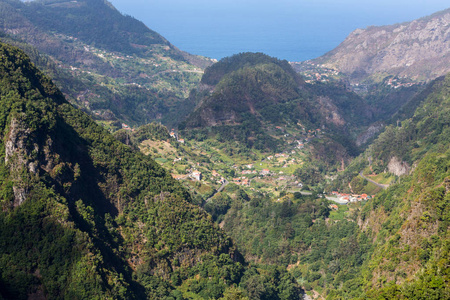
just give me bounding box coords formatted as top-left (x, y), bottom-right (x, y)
top-left (322, 73), bottom-right (450, 298)
top-left (0, 43), bottom-right (303, 299)
top-left (330, 74), bottom-right (450, 194)
top-left (0, 0), bottom-right (212, 126)
top-left (183, 53), bottom-right (308, 129)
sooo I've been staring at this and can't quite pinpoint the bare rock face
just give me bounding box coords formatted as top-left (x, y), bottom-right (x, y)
top-left (3, 117), bottom-right (59, 208)
top-left (388, 156), bottom-right (410, 176)
top-left (356, 122), bottom-right (384, 146)
top-left (317, 96), bottom-right (346, 127)
top-left (5, 117), bottom-right (36, 207)
top-left (4, 115), bottom-right (81, 208)
top-left (315, 9), bottom-right (450, 82)
top-left (197, 107), bottom-right (239, 127)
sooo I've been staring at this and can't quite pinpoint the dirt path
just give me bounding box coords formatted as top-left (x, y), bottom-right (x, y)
top-left (150, 69), bottom-right (203, 78)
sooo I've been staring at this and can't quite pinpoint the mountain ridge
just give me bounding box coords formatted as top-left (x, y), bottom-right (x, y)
top-left (311, 8), bottom-right (450, 83)
top-left (0, 0), bottom-right (214, 127)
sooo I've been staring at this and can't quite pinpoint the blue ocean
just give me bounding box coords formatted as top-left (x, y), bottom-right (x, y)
top-left (111, 0), bottom-right (449, 62)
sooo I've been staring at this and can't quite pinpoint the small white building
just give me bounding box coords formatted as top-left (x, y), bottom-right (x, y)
top-left (260, 169), bottom-right (270, 176)
top-left (191, 171), bottom-right (202, 181)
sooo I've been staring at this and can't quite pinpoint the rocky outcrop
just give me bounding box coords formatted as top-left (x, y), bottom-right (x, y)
top-left (317, 96), bottom-right (345, 127)
top-left (194, 106), bottom-right (240, 127)
top-left (314, 8), bottom-right (450, 82)
top-left (5, 117), bottom-right (37, 207)
top-left (387, 156), bottom-right (410, 176)
top-left (356, 122), bottom-right (384, 146)
top-left (3, 116), bottom-right (62, 207)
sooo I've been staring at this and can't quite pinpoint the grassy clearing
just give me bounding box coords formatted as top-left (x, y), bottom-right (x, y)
top-left (366, 173), bottom-right (396, 185)
top-left (363, 181), bottom-right (383, 195)
top-left (328, 204), bottom-right (350, 221)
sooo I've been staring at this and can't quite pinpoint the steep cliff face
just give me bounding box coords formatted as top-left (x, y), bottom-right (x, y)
top-left (4, 117), bottom-right (34, 207)
top-left (314, 8), bottom-right (450, 82)
top-left (387, 156), bottom-right (410, 176)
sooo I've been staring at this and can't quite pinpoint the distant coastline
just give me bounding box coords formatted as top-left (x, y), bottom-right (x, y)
top-left (110, 1), bottom-right (450, 62)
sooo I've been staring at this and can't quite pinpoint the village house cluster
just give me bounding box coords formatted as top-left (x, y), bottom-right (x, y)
top-left (162, 123), bottom-right (330, 200)
top-left (292, 61), bottom-right (341, 84)
top-left (386, 76), bottom-right (417, 89)
top-left (171, 170), bottom-right (203, 181)
top-left (232, 177), bottom-right (251, 186)
top-left (170, 129), bottom-right (184, 143)
top-left (191, 170), bottom-right (202, 181)
top-left (211, 170), bottom-right (227, 185)
top-left (331, 191), bottom-right (374, 203)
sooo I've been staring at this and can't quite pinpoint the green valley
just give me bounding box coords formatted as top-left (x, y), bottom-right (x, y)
top-left (128, 62), bottom-right (450, 299)
top-left (0, 42), bottom-right (303, 300)
top-left (0, 1), bottom-right (449, 299)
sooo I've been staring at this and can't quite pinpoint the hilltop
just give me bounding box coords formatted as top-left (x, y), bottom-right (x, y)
top-left (183, 53), bottom-right (309, 129)
top-left (181, 53), bottom-right (374, 169)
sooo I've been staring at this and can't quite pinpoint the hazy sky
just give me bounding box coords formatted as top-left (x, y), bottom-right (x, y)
top-left (108, 0), bottom-right (449, 61)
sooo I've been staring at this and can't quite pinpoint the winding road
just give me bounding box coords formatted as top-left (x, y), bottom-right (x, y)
top-left (206, 179), bottom-right (229, 202)
top-left (359, 171), bottom-right (389, 189)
